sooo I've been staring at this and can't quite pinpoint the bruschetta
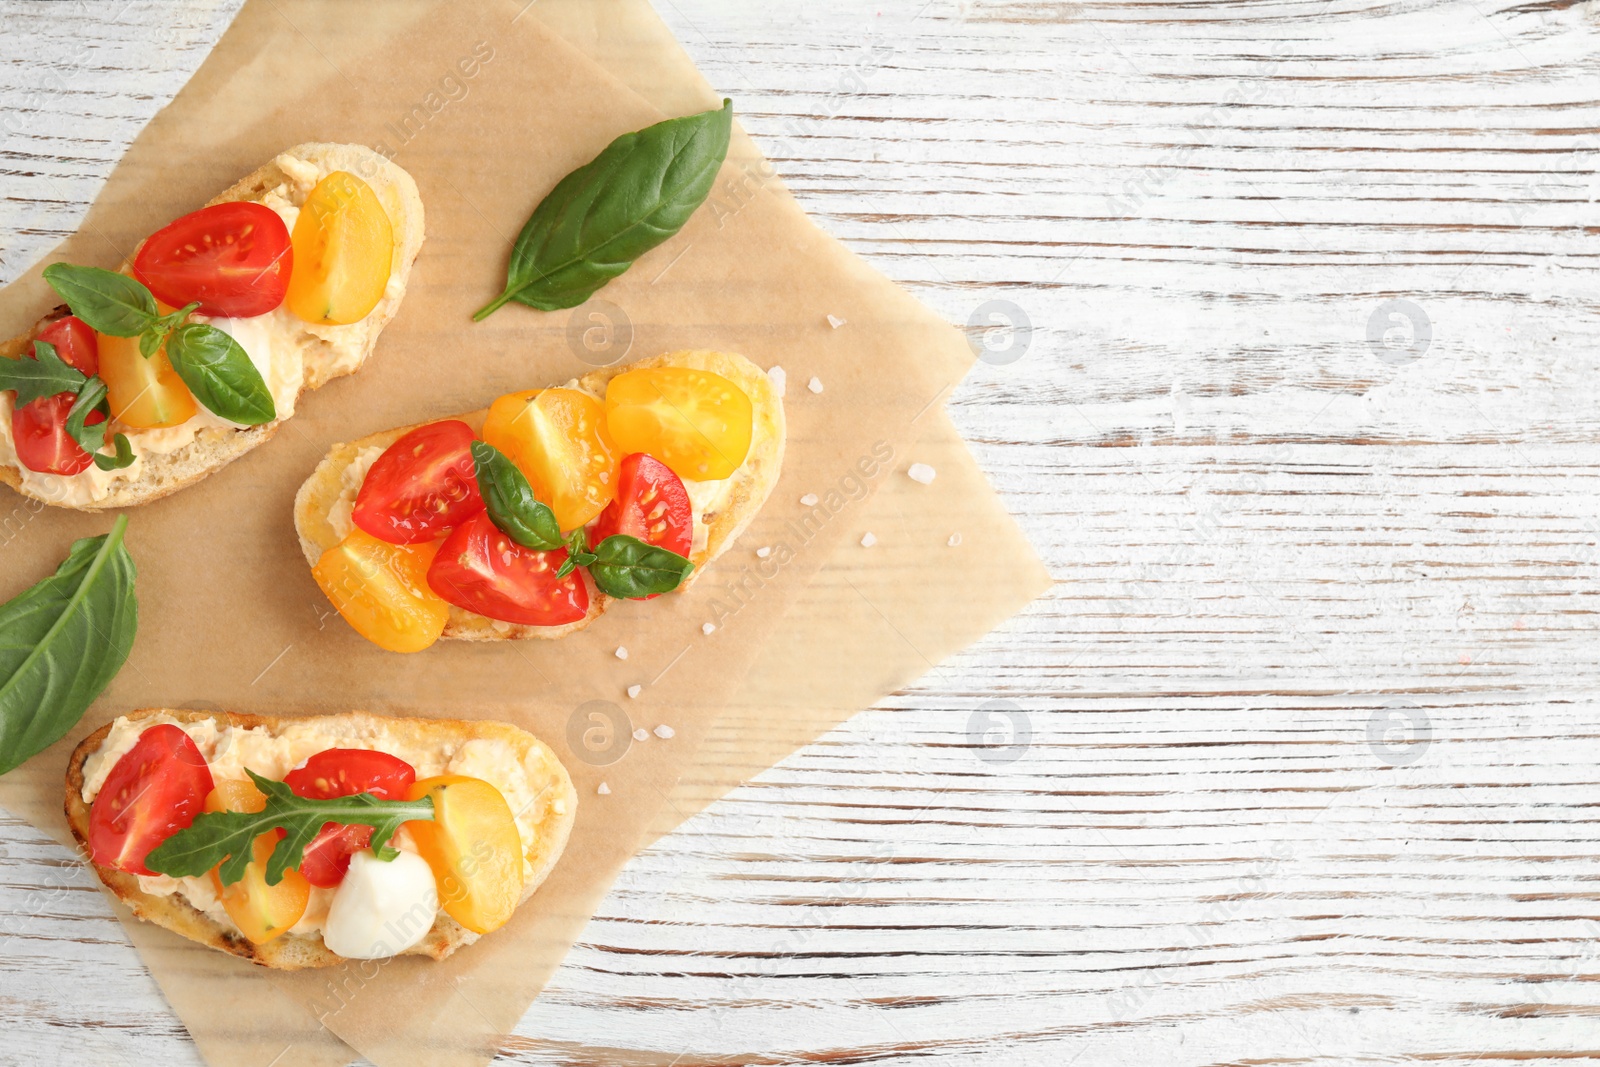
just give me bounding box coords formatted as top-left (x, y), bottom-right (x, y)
top-left (0, 143), bottom-right (424, 510)
top-left (293, 349), bottom-right (785, 651)
top-left (65, 708), bottom-right (575, 969)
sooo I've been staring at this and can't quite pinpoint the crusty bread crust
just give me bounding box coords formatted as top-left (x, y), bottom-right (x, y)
top-left (293, 349), bottom-right (786, 641)
top-left (0, 143), bottom-right (425, 512)
top-left (64, 707), bottom-right (577, 970)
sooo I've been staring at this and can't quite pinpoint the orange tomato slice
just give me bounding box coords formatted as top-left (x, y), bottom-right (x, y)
top-left (604, 367), bottom-right (752, 481)
top-left (205, 779), bottom-right (310, 946)
top-left (97, 297), bottom-right (198, 428)
top-left (481, 388), bottom-right (618, 531)
top-left (313, 529), bottom-right (449, 653)
top-left (286, 170), bottom-right (394, 325)
top-left (403, 775), bottom-right (523, 935)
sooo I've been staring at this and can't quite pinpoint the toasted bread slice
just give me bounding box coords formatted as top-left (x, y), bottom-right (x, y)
top-left (0, 143), bottom-right (425, 511)
top-left (293, 350), bottom-right (786, 641)
top-left (64, 707), bottom-right (577, 970)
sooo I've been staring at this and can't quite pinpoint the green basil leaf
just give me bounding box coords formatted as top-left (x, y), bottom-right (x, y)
top-left (144, 770), bottom-right (436, 887)
top-left (473, 100), bottom-right (733, 320)
top-left (138, 329), bottom-right (163, 360)
top-left (41, 264), bottom-right (158, 337)
top-left (93, 433), bottom-right (135, 472)
top-left (471, 441), bottom-right (562, 550)
top-left (164, 323), bottom-right (276, 425)
top-left (588, 534), bottom-right (694, 599)
top-left (0, 515), bottom-right (137, 776)
top-left (0, 340), bottom-right (87, 405)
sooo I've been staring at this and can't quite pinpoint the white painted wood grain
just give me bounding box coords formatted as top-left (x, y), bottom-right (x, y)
top-left (6, 0), bottom-right (1600, 1064)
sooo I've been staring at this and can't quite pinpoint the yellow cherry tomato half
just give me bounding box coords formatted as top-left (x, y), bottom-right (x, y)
top-left (404, 775), bottom-right (524, 935)
top-left (481, 388), bottom-right (617, 531)
top-left (205, 779), bottom-right (310, 946)
top-left (604, 367), bottom-right (752, 481)
top-left (97, 297), bottom-right (198, 428)
top-left (286, 170), bottom-right (394, 325)
top-left (312, 529), bottom-right (449, 653)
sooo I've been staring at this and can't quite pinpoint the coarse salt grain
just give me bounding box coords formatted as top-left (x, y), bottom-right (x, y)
top-left (767, 365), bottom-right (787, 397)
top-left (597, 782), bottom-right (611, 795)
top-left (801, 493), bottom-right (819, 507)
top-left (907, 463), bottom-right (937, 485)
top-left (756, 546), bottom-right (771, 559)
top-left (826, 314), bottom-right (847, 329)
top-left (654, 724), bottom-right (676, 739)
top-left (702, 622), bottom-right (716, 635)
top-left (860, 532), bottom-right (877, 548)
top-left (807, 376), bottom-right (824, 394)
top-left (627, 685), bottom-right (642, 699)
top-left (615, 646), bottom-right (629, 660)
top-left (948, 532), bottom-right (963, 547)
top-left (632, 728), bottom-right (649, 741)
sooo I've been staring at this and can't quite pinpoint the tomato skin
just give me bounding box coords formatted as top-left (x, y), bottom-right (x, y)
top-left (404, 775), bottom-right (523, 935)
top-left (88, 724), bottom-right (214, 877)
top-left (33, 315), bottom-right (99, 376)
top-left (133, 202), bottom-right (292, 317)
top-left (11, 393), bottom-right (102, 476)
top-left (97, 295), bottom-right (198, 429)
top-left (604, 366), bottom-right (753, 481)
top-left (593, 453), bottom-right (694, 557)
top-left (352, 421), bottom-right (483, 545)
top-left (481, 388), bottom-right (617, 532)
top-left (313, 530), bottom-right (450, 653)
top-left (205, 782), bottom-right (310, 945)
top-left (286, 171), bottom-right (394, 325)
top-left (284, 749), bottom-right (418, 888)
top-left (426, 510), bottom-right (590, 626)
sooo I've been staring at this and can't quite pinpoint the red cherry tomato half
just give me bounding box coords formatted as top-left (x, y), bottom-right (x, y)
top-left (592, 453), bottom-right (694, 600)
top-left (132, 202), bottom-right (292, 317)
top-left (427, 510), bottom-right (590, 626)
top-left (593, 453), bottom-right (693, 557)
top-left (352, 420), bottom-right (484, 545)
top-left (283, 748), bottom-right (417, 888)
top-left (88, 724), bottom-right (214, 876)
top-left (33, 315), bottom-right (99, 376)
top-left (12, 393), bottom-right (104, 476)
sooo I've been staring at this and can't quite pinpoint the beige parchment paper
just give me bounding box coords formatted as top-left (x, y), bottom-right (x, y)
top-left (0, 2), bottom-right (1051, 1065)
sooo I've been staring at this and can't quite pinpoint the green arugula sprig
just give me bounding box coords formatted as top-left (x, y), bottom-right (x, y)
top-left (0, 341), bottom-right (134, 471)
top-left (40, 263), bottom-right (275, 426)
top-left (145, 770), bottom-right (435, 887)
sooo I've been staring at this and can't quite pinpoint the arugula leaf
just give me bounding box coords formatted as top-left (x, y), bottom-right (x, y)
top-left (164, 323), bottom-right (276, 425)
top-left (0, 340), bottom-right (87, 405)
top-left (588, 534), bottom-right (694, 599)
top-left (473, 100), bottom-right (733, 320)
top-left (60, 378), bottom-right (134, 472)
top-left (42, 264), bottom-right (159, 337)
top-left (471, 441), bottom-right (562, 550)
top-left (0, 516), bottom-right (137, 776)
top-left (145, 770), bottom-right (436, 887)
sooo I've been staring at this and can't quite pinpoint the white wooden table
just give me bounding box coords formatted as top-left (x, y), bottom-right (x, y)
top-left (6, 1), bottom-right (1600, 1063)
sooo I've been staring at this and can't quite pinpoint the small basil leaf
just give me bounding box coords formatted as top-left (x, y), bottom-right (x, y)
top-left (474, 100), bottom-right (733, 319)
top-left (164, 323), bottom-right (276, 425)
top-left (138, 329), bottom-right (163, 360)
top-left (588, 534), bottom-right (694, 599)
top-left (42, 264), bottom-right (159, 337)
top-left (92, 434), bottom-right (135, 472)
top-left (0, 515), bottom-right (137, 776)
top-left (471, 441), bottom-right (562, 550)
top-left (0, 340), bottom-right (87, 405)
top-left (554, 557), bottom-right (576, 580)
